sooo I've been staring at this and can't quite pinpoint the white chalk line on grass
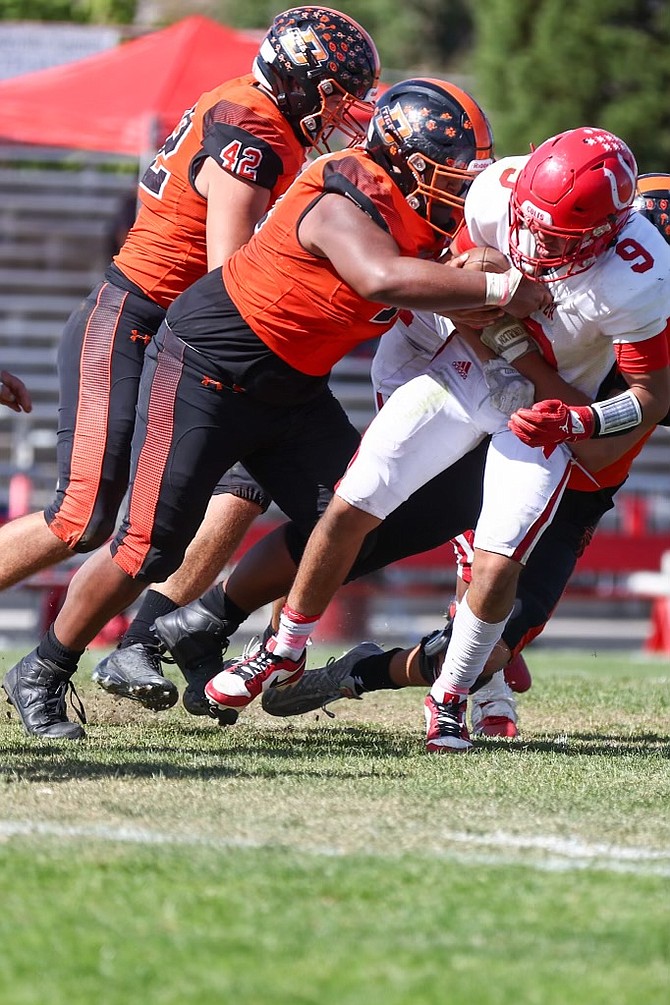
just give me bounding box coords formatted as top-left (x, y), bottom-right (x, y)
top-left (1, 819), bottom-right (669, 876)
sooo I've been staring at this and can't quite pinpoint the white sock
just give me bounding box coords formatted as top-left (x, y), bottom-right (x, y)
top-left (431, 592), bottom-right (512, 702)
top-left (474, 669), bottom-right (513, 703)
top-left (271, 605), bottom-right (319, 660)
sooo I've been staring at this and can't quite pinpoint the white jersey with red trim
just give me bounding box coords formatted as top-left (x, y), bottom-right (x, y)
top-left (338, 338), bottom-right (573, 562)
top-left (465, 156), bottom-right (670, 396)
top-left (370, 311), bottom-right (453, 403)
top-left (345, 168), bottom-right (670, 566)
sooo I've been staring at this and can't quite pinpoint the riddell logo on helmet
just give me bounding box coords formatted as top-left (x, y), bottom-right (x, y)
top-left (521, 200), bottom-right (553, 225)
top-left (469, 158), bottom-right (494, 173)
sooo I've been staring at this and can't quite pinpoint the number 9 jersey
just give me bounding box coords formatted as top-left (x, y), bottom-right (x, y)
top-left (464, 156), bottom-right (670, 399)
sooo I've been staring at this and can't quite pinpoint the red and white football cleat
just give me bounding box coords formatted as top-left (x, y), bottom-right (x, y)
top-left (205, 638), bottom-right (305, 711)
top-left (424, 693), bottom-right (472, 753)
top-left (470, 671), bottom-right (518, 737)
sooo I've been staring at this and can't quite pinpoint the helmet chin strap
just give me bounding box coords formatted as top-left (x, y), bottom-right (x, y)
top-left (252, 62), bottom-right (285, 114)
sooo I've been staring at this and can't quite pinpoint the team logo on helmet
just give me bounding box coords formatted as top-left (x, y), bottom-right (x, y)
top-left (373, 101), bottom-right (414, 148)
top-left (521, 201), bottom-right (553, 226)
top-left (582, 129), bottom-right (636, 210)
top-left (604, 156), bottom-right (637, 210)
top-left (279, 25), bottom-right (328, 66)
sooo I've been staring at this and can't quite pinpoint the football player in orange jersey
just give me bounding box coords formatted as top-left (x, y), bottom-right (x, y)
top-left (1, 6), bottom-right (381, 738)
top-left (111, 78), bottom-right (547, 719)
top-left (3, 76), bottom-right (550, 739)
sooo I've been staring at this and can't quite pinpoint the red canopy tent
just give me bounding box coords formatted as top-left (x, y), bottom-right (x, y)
top-left (0, 16), bottom-right (262, 156)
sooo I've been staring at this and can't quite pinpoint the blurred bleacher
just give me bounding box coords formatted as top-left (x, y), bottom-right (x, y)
top-left (0, 146), bottom-right (137, 500)
top-left (0, 144), bottom-right (669, 652)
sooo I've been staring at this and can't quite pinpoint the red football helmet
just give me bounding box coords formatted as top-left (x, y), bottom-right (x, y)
top-left (255, 6), bottom-right (380, 153)
top-left (509, 127), bottom-right (638, 280)
top-left (365, 77), bottom-right (494, 237)
top-left (634, 173), bottom-right (670, 245)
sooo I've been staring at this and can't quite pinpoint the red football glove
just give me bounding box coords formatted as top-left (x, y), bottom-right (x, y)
top-left (508, 399), bottom-right (596, 447)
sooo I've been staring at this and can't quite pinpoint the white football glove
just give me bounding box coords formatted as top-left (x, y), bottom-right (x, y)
top-left (481, 316), bottom-right (538, 363)
top-left (482, 359), bottom-right (535, 417)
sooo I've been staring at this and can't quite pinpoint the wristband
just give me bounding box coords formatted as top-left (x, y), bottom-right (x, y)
top-left (591, 389), bottom-right (643, 437)
top-left (484, 267), bottom-right (523, 307)
top-left (481, 316), bottom-right (538, 363)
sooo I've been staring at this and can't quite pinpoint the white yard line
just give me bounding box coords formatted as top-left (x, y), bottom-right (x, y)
top-left (1, 819), bottom-right (669, 876)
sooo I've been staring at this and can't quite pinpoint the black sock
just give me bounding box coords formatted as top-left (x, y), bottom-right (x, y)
top-left (120, 589), bottom-right (179, 648)
top-left (351, 648), bottom-right (403, 695)
top-left (37, 625), bottom-right (84, 676)
top-left (199, 584), bottom-right (249, 635)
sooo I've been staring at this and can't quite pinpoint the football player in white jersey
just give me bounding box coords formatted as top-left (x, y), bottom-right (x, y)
top-left (258, 170), bottom-right (670, 737)
top-left (469, 135), bottom-right (669, 456)
top-left (210, 127), bottom-right (670, 752)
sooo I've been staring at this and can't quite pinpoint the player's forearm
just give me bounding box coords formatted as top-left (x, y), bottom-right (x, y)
top-left (577, 372), bottom-right (669, 442)
top-left (355, 259), bottom-right (548, 316)
top-left (362, 258), bottom-right (489, 310)
top-left (513, 352), bottom-right (591, 406)
top-left (568, 422), bottom-right (648, 471)
top-left (621, 373), bottom-right (670, 428)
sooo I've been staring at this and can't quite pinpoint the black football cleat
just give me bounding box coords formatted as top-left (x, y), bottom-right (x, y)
top-left (92, 642), bottom-right (178, 711)
top-left (154, 600), bottom-right (235, 724)
top-left (3, 649), bottom-right (86, 740)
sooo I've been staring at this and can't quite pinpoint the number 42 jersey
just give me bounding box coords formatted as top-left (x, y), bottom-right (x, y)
top-left (114, 74), bottom-right (306, 308)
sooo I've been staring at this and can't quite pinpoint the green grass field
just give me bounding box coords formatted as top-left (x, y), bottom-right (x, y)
top-left (1, 643), bottom-right (668, 1005)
